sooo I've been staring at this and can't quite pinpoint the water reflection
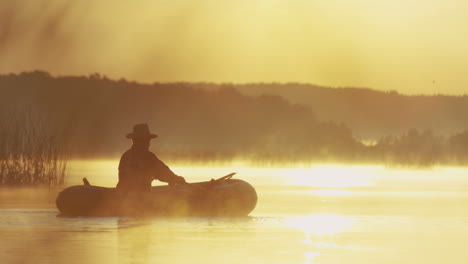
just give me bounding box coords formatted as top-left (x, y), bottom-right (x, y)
top-left (114, 217), bottom-right (269, 264)
top-left (4, 163), bottom-right (468, 263)
top-left (287, 165), bottom-right (377, 188)
top-left (305, 251), bottom-right (321, 263)
top-left (309, 189), bottom-right (354, 196)
top-left (285, 214), bottom-right (355, 235)
top-left (117, 219), bottom-right (153, 264)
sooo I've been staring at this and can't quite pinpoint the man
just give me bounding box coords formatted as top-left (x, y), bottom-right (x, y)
top-left (117, 124), bottom-right (186, 192)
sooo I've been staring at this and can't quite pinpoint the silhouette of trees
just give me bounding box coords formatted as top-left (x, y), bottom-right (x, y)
top-left (0, 72), bottom-right (328, 160)
top-left (448, 129), bottom-right (468, 163)
top-left (1, 71), bottom-right (468, 167)
top-left (230, 83), bottom-right (468, 139)
top-left (371, 129), bottom-right (445, 166)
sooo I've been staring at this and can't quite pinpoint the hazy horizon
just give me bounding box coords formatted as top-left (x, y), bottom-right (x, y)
top-left (1, 0), bottom-right (468, 95)
top-left (2, 70), bottom-right (468, 97)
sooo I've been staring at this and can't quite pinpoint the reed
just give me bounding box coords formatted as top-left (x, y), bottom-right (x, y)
top-left (0, 108), bottom-right (68, 186)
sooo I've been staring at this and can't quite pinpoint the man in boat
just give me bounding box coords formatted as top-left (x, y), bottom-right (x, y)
top-left (117, 124), bottom-right (186, 192)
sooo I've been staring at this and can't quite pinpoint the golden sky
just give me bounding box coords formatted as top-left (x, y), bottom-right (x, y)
top-left (1, 0), bottom-right (468, 94)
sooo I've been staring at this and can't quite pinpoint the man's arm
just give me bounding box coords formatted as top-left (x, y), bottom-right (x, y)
top-left (117, 151), bottom-right (132, 188)
top-left (151, 154), bottom-right (186, 184)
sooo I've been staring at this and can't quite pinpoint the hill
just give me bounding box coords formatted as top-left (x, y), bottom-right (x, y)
top-left (196, 83), bottom-right (468, 139)
top-left (0, 71), bottom-right (357, 161)
top-left (2, 71), bottom-right (468, 166)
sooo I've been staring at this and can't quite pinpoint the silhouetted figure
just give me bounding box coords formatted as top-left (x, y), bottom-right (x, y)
top-left (116, 124), bottom-right (186, 192)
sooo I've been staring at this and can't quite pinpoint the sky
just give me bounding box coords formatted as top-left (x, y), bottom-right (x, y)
top-left (1, 0), bottom-right (468, 94)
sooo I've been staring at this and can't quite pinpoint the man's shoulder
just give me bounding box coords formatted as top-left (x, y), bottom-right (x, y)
top-left (147, 151), bottom-right (159, 159)
top-left (121, 149), bottom-right (133, 158)
top-left (120, 148), bottom-right (159, 161)
top-left (119, 149), bottom-right (134, 163)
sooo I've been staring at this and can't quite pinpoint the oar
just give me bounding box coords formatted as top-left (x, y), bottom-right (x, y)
top-left (183, 172), bottom-right (237, 191)
top-left (83, 178), bottom-right (91, 186)
top-left (214, 172), bottom-right (236, 182)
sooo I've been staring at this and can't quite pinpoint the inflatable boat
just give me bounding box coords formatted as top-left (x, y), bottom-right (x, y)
top-left (56, 173), bottom-right (257, 217)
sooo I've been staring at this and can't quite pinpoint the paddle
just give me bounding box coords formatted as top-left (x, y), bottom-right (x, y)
top-left (214, 172), bottom-right (236, 182)
top-left (180, 172), bottom-right (237, 206)
top-left (182, 172), bottom-right (237, 191)
top-left (83, 178), bottom-right (91, 186)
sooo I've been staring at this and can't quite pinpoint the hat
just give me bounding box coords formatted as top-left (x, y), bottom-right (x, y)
top-left (126, 124), bottom-right (158, 139)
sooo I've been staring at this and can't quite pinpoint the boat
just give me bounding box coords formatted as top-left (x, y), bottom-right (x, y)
top-left (56, 173), bottom-right (257, 217)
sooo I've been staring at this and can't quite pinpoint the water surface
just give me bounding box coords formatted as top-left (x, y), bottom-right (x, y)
top-left (1, 162), bottom-right (468, 263)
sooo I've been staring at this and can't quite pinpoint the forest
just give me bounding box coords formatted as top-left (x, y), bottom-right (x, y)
top-left (1, 71), bottom-right (468, 167)
top-left (200, 83), bottom-right (468, 139)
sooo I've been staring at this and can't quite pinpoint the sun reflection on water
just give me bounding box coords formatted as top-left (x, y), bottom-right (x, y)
top-left (285, 214), bottom-right (355, 235)
top-left (309, 189), bottom-right (354, 196)
top-left (286, 165), bottom-right (378, 188)
top-left (304, 251), bottom-right (321, 263)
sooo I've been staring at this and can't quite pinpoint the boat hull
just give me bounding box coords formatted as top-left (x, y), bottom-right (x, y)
top-left (56, 179), bottom-right (257, 217)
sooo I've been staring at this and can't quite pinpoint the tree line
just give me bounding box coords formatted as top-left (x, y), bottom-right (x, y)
top-left (1, 71), bottom-right (468, 167)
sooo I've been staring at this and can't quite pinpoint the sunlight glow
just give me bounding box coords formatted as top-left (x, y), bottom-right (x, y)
top-left (285, 214), bottom-right (355, 235)
top-left (2, 0), bottom-right (468, 93)
top-left (309, 189), bottom-right (354, 196)
top-left (304, 251), bottom-right (321, 264)
top-left (68, 161), bottom-right (386, 188)
top-left (287, 165), bottom-right (378, 188)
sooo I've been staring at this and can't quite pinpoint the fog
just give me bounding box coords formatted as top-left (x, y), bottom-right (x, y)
top-left (2, 0), bottom-right (468, 94)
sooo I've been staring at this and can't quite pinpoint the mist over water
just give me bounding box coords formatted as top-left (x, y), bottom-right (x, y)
top-left (2, 161), bottom-right (468, 263)
top-left (2, 0), bottom-right (468, 263)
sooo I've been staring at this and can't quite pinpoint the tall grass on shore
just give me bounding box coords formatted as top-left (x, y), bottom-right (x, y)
top-left (0, 108), bottom-right (67, 186)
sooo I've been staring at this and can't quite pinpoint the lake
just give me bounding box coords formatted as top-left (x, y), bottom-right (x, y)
top-left (1, 161), bottom-right (468, 263)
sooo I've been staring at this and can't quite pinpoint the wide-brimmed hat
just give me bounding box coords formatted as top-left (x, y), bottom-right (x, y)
top-left (126, 124), bottom-right (158, 139)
